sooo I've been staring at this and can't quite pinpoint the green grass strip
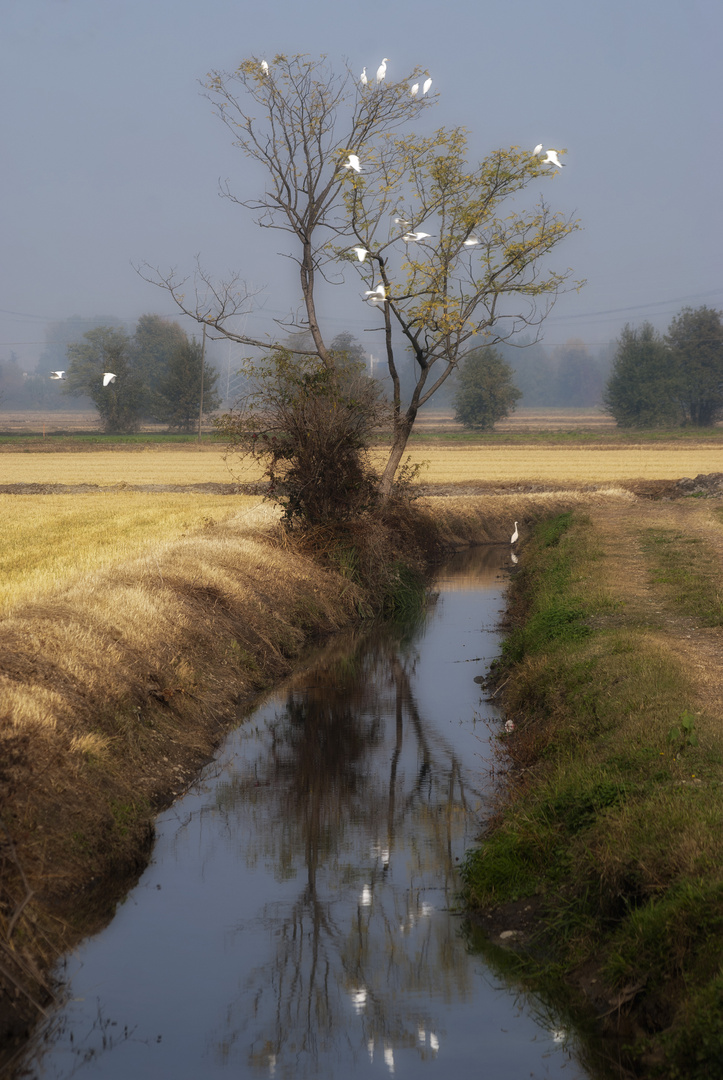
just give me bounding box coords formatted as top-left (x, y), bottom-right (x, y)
top-left (461, 510), bottom-right (723, 1077)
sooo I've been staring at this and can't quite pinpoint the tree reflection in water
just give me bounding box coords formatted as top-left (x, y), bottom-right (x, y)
top-left (209, 624), bottom-right (486, 1077)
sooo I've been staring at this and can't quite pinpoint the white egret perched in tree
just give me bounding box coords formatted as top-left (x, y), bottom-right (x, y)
top-left (410, 82), bottom-right (419, 97)
top-left (352, 246), bottom-right (369, 262)
top-left (102, 372), bottom-right (117, 386)
top-left (402, 231), bottom-right (431, 242)
top-left (343, 153), bottom-right (361, 173)
top-left (360, 67), bottom-right (368, 85)
top-left (533, 143), bottom-right (544, 156)
top-left (365, 284), bottom-right (387, 301)
top-left (260, 60), bottom-right (269, 74)
top-left (422, 77), bottom-right (432, 95)
top-left (511, 522), bottom-right (519, 544)
top-left (49, 370), bottom-right (66, 379)
top-left (376, 58), bottom-right (388, 83)
top-left (542, 149), bottom-right (565, 167)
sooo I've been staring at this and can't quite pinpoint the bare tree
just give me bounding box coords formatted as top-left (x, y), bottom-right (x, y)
top-left (141, 54), bottom-right (581, 497)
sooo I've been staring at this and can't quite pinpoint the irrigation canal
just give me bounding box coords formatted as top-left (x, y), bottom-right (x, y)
top-left (20, 546), bottom-right (592, 1080)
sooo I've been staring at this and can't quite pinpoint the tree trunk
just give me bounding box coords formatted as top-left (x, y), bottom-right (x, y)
top-left (378, 413), bottom-right (415, 500)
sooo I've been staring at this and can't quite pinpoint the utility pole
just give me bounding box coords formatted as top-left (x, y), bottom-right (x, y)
top-left (197, 323), bottom-right (206, 444)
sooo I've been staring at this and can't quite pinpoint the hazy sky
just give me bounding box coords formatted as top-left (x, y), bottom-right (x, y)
top-left (1, 0), bottom-right (721, 369)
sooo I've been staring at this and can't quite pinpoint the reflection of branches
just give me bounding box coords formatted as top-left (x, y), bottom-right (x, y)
top-left (205, 620), bottom-right (485, 1075)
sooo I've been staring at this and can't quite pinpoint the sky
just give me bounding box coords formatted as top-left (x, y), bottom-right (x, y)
top-left (1, 0), bottom-right (721, 371)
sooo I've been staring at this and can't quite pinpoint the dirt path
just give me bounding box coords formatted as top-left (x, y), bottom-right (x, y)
top-left (589, 496), bottom-right (723, 720)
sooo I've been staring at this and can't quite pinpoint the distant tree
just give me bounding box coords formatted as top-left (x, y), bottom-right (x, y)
top-left (64, 326), bottom-right (144, 432)
top-left (0, 353), bottom-right (25, 406)
top-left (553, 338), bottom-right (606, 407)
top-left (666, 306), bottom-right (723, 426)
top-left (452, 345), bottom-right (522, 429)
top-left (603, 323), bottom-right (681, 428)
top-left (151, 336), bottom-right (221, 430)
top-left (39, 315), bottom-right (125, 376)
top-left (133, 314), bottom-right (189, 408)
top-left (498, 338), bottom-right (555, 407)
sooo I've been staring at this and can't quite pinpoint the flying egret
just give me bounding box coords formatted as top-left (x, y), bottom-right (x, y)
top-left (103, 372), bottom-right (117, 386)
top-left (410, 82), bottom-right (419, 97)
top-left (49, 370), bottom-right (66, 379)
top-left (360, 67), bottom-right (368, 85)
top-left (463, 237), bottom-right (481, 246)
top-left (376, 58), bottom-right (388, 83)
top-left (343, 153), bottom-right (361, 173)
top-left (260, 60), bottom-right (269, 74)
top-left (422, 77), bottom-right (432, 95)
top-left (352, 246), bottom-right (369, 262)
top-left (365, 284), bottom-right (387, 300)
top-left (394, 215), bottom-right (412, 226)
top-left (511, 521), bottom-right (519, 544)
top-left (402, 231), bottom-right (431, 242)
top-left (542, 149), bottom-right (564, 167)
top-left (533, 143), bottom-right (543, 155)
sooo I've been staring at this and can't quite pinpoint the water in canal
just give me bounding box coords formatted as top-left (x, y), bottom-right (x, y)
top-left (21, 546), bottom-right (592, 1080)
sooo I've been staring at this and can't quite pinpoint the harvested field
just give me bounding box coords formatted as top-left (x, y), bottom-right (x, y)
top-left (3, 442), bottom-right (723, 488)
top-left (0, 493), bottom-right (262, 614)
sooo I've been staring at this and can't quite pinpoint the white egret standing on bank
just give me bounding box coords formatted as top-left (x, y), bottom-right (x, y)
top-left (511, 522), bottom-right (519, 544)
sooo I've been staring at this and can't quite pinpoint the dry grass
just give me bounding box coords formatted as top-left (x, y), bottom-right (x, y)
top-left (0, 449), bottom-right (260, 485)
top-left (0, 493), bottom-right (264, 614)
top-left (3, 441), bottom-right (722, 488)
top-left (392, 444), bottom-right (723, 485)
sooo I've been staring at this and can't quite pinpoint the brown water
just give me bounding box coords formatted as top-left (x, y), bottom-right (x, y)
top-left (20, 546), bottom-right (592, 1080)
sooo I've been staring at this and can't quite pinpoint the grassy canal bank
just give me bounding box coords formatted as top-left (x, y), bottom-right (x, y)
top-left (461, 499), bottom-right (723, 1078)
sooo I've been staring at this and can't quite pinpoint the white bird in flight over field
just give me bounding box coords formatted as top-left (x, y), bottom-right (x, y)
top-left (260, 60), bottom-right (269, 74)
top-left (376, 58), bottom-right (388, 83)
top-left (343, 154), bottom-right (361, 173)
top-left (511, 521), bottom-right (519, 544)
top-left (49, 370), bottom-right (65, 379)
top-left (422, 77), bottom-right (432, 95)
top-left (402, 231), bottom-right (431, 242)
top-left (542, 149), bottom-right (564, 167)
top-left (410, 82), bottom-right (419, 97)
top-left (360, 67), bottom-right (368, 85)
top-left (103, 372), bottom-right (117, 386)
top-left (352, 246), bottom-right (369, 262)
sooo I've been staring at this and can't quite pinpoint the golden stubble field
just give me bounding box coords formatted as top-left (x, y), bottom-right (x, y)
top-left (2, 441), bottom-right (722, 486)
top-left (2, 439), bottom-right (720, 614)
